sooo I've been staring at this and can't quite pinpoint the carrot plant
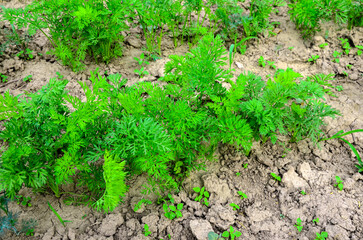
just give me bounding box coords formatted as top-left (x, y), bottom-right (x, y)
top-left (1, 0), bottom-right (137, 71)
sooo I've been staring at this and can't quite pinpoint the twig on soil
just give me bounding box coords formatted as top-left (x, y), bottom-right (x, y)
top-left (236, 220), bottom-right (247, 229)
top-left (0, 79), bottom-right (18, 87)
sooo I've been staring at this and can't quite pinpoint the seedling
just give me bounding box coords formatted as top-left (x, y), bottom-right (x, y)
top-left (16, 48), bottom-right (34, 60)
top-left (237, 191), bottom-right (248, 199)
top-left (342, 71), bottom-right (348, 77)
top-left (144, 224), bottom-right (151, 237)
top-left (229, 203), bottom-right (240, 211)
top-left (288, 46), bottom-right (294, 51)
top-left (193, 187), bottom-right (210, 207)
top-left (357, 46), bottom-right (363, 56)
top-left (243, 163), bottom-right (248, 169)
top-left (258, 56), bottom-right (266, 67)
top-left (222, 226), bottom-right (242, 240)
top-left (235, 172), bottom-right (241, 176)
top-left (23, 75), bottom-right (32, 82)
top-left (270, 172), bottom-right (281, 182)
top-left (300, 191), bottom-right (306, 195)
top-left (315, 231), bottom-right (328, 240)
top-left (332, 51), bottom-right (342, 63)
top-left (320, 129), bottom-right (363, 172)
top-left (312, 218), bottom-right (319, 224)
top-left (346, 64), bottom-right (352, 69)
top-left (267, 60), bottom-right (276, 70)
top-left (134, 199), bottom-right (152, 212)
top-left (208, 231), bottom-right (225, 240)
top-left (334, 176), bottom-right (343, 191)
top-left (134, 53), bottom-right (150, 78)
top-left (16, 195), bottom-right (32, 207)
top-left (47, 202), bottom-right (71, 226)
top-left (340, 38), bottom-right (351, 55)
top-left (319, 43), bottom-right (328, 49)
top-left (294, 218), bottom-right (303, 232)
top-left (308, 55), bottom-right (320, 64)
top-left (162, 194), bottom-right (183, 220)
top-left (0, 73), bottom-right (8, 83)
top-left (26, 228), bottom-right (34, 236)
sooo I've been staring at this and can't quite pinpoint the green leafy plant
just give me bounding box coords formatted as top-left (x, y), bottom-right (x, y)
top-left (295, 218), bottom-right (303, 232)
top-left (208, 231), bottom-right (225, 240)
top-left (229, 203), bottom-right (240, 211)
top-left (334, 176), bottom-right (344, 191)
top-left (16, 48), bottom-right (33, 60)
top-left (243, 163), bottom-right (248, 169)
top-left (313, 218), bottom-right (320, 224)
top-left (235, 172), bottom-right (241, 176)
top-left (134, 53), bottom-right (150, 78)
top-left (258, 56), bottom-right (266, 67)
top-left (222, 226), bottom-right (242, 240)
top-left (357, 45), bottom-right (363, 56)
top-left (320, 129), bottom-right (363, 172)
top-left (0, 73), bottom-right (8, 83)
top-left (319, 43), bottom-right (328, 49)
top-left (308, 55), bottom-right (320, 63)
top-left (144, 224), bottom-right (152, 237)
top-left (270, 172), bottom-right (281, 182)
top-left (288, 46), bottom-right (294, 50)
top-left (162, 202), bottom-right (183, 220)
top-left (301, 191), bottom-right (306, 195)
top-left (346, 64), bottom-right (353, 69)
top-left (307, 73), bottom-right (342, 97)
top-left (315, 231), bottom-right (328, 240)
top-left (47, 201), bottom-right (71, 227)
top-left (237, 191), bottom-right (248, 199)
top-left (23, 75), bottom-right (32, 82)
top-left (193, 187), bottom-right (210, 207)
top-left (332, 51), bottom-right (342, 63)
top-left (267, 60), bottom-right (276, 70)
top-left (1, 0), bottom-right (136, 71)
top-left (340, 38), bottom-right (351, 55)
top-left (16, 195), bottom-right (31, 207)
top-left (134, 199), bottom-right (152, 212)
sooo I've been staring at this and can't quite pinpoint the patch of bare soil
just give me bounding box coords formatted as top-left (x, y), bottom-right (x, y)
top-left (0, 3), bottom-right (362, 240)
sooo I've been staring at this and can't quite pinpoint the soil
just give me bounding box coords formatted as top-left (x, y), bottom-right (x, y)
top-left (0, 1), bottom-right (363, 240)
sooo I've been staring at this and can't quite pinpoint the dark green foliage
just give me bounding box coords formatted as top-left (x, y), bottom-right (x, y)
top-left (1, 0), bottom-right (137, 71)
top-left (288, 0), bottom-right (355, 38)
top-left (348, 0), bottom-right (363, 28)
top-left (0, 34), bottom-right (340, 213)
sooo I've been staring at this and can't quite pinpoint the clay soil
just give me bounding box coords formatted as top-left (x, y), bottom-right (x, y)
top-left (0, 1), bottom-right (362, 240)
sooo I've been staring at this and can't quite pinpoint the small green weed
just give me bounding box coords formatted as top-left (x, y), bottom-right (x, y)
top-left (270, 172), bottom-right (281, 182)
top-left (16, 195), bottom-right (31, 207)
top-left (332, 51), bottom-right (342, 63)
top-left (47, 202), bottom-right (71, 226)
top-left (134, 199), bottom-right (152, 212)
top-left (193, 187), bottom-right (210, 207)
top-left (340, 38), bottom-right (351, 55)
top-left (357, 46), bottom-right (363, 56)
top-left (235, 172), bottom-right (241, 176)
top-left (258, 56), bottom-right (266, 67)
top-left (237, 191), bottom-right (248, 199)
top-left (267, 60), bottom-right (276, 70)
top-left (320, 129), bottom-right (363, 172)
top-left (208, 231), bottom-right (225, 240)
top-left (301, 191), bottom-right (306, 195)
top-left (319, 43), bottom-right (328, 49)
top-left (294, 218), bottom-right (303, 232)
top-left (346, 64), bottom-right (352, 69)
top-left (222, 226), bottom-right (242, 240)
top-left (334, 176), bottom-right (344, 191)
top-left (243, 163), bottom-right (248, 169)
top-left (23, 75), bottom-right (32, 82)
top-left (288, 46), bottom-right (294, 50)
top-left (134, 53), bottom-right (150, 78)
top-left (16, 48), bottom-right (34, 60)
top-left (313, 218), bottom-right (319, 224)
top-left (308, 55), bottom-right (320, 63)
top-left (229, 203), bottom-right (240, 211)
top-left (0, 73), bottom-right (8, 83)
top-left (162, 194), bottom-right (183, 220)
top-left (144, 224), bottom-right (151, 237)
top-left (315, 231), bottom-right (328, 240)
